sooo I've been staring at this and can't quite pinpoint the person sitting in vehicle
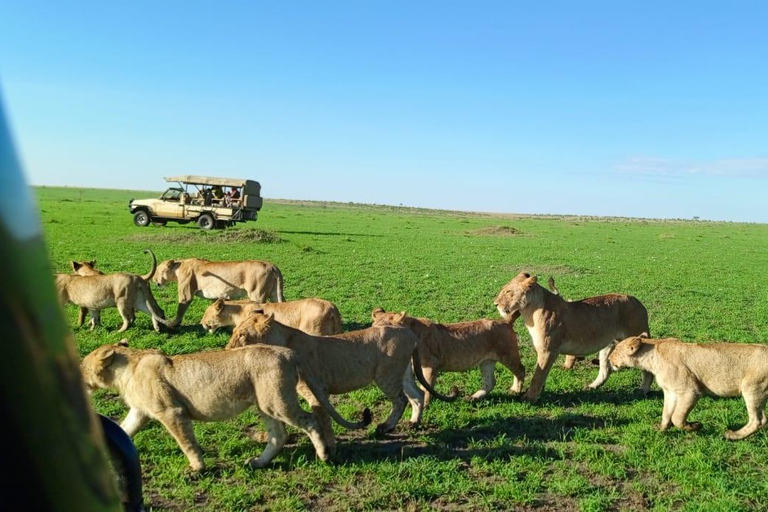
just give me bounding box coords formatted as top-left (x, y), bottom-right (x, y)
top-left (225, 187), bottom-right (241, 207)
top-left (212, 185), bottom-right (224, 201)
top-left (202, 188), bottom-right (213, 206)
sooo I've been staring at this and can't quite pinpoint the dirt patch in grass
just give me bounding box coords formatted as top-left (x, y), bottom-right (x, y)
top-left (124, 228), bottom-right (284, 244)
top-left (469, 225), bottom-right (523, 236)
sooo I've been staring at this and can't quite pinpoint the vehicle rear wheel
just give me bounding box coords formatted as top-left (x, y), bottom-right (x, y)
top-left (133, 210), bottom-right (150, 227)
top-left (198, 213), bottom-right (215, 230)
top-left (151, 219), bottom-right (167, 227)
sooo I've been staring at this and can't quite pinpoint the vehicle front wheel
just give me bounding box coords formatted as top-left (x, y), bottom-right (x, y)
top-left (198, 213), bottom-right (215, 230)
top-left (133, 210), bottom-right (150, 227)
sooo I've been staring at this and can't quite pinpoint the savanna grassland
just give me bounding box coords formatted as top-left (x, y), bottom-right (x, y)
top-left (37, 186), bottom-right (768, 512)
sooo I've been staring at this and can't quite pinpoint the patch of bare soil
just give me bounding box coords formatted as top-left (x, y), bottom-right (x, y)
top-left (124, 228), bottom-right (283, 244)
top-left (470, 225), bottom-right (523, 236)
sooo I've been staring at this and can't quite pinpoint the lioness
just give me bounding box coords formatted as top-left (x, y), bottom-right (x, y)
top-left (493, 272), bottom-right (652, 403)
top-left (610, 335), bottom-right (768, 440)
top-left (154, 258), bottom-right (285, 327)
top-left (56, 249), bottom-right (169, 332)
top-left (80, 340), bottom-right (371, 472)
top-left (547, 277), bottom-right (585, 370)
top-left (202, 297), bottom-right (342, 335)
top-left (71, 259), bottom-right (103, 327)
top-left (370, 308), bottom-right (525, 406)
top-left (227, 312), bottom-right (459, 444)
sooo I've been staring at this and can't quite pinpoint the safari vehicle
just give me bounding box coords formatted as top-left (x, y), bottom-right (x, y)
top-left (128, 175), bottom-right (263, 230)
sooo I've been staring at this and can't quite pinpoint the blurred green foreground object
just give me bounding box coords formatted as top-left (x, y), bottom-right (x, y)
top-left (0, 93), bottom-right (134, 510)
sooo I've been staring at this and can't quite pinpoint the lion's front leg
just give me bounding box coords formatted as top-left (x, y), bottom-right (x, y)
top-left (671, 392), bottom-right (702, 432)
top-left (524, 347), bottom-right (559, 404)
top-left (120, 408), bottom-right (151, 436)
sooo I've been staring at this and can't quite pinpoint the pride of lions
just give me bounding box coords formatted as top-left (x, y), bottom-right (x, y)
top-left (61, 249), bottom-right (768, 472)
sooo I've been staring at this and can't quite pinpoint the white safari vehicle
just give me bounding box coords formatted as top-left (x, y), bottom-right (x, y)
top-left (128, 175), bottom-right (263, 230)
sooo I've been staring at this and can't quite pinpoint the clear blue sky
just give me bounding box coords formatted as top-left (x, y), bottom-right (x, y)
top-left (1, 1), bottom-right (767, 222)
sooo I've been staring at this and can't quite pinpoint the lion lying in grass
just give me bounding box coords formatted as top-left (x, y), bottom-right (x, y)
top-left (227, 312), bottom-right (458, 444)
top-left (202, 297), bottom-right (342, 335)
top-left (610, 335), bottom-right (768, 440)
top-left (494, 271), bottom-right (652, 403)
top-left (370, 308), bottom-right (525, 406)
top-left (80, 341), bottom-right (371, 472)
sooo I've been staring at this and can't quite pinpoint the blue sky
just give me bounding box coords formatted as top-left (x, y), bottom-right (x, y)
top-left (1, 1), bottom-right (766, 222)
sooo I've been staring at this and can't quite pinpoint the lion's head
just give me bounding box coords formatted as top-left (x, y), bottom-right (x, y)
top-left (609, 333), bottom-right (650, 371)
top-left (493, 272), bottom-right (540, 319)
top-left (154, 259), bottom-right (180, 286)
top-left (226, 311), bottom-right (273, 349)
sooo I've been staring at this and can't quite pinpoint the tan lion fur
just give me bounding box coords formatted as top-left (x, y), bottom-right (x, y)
top-left (610, 335), bottom-right (768, 440)
top-left (71, 259), bottom-right (103, 327)
top-left (153, 257), bottom-right (285, 327)
top-left (80, 340), bottom-right (371, 472)
top-left (227, 312), bottom-right (458, 443)
top-left (370, 308), bottom-right (525, 406)
top-left (55, 249), bottom-right (168, 332)
top-left (494, 271), bottom-right (652, 403)
top-left (202, 297), bottom-right (342, 335)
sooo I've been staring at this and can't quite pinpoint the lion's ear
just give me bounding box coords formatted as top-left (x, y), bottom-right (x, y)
top-left (627, 337), bottom-right (643, 355)
top-left (371, 307), bottom-right (385, 320)
top-left (396, 311), bottom-right (407, 322)
top-left (72, 261), bottom-right (82, 272)
top-left (265, 312), bottom-right (275, 322)
top-left (89, 260), bottom-right (97, 268)
top-left (639, 332), bottom-right (649, 338)
top-left (98, 348), bottom-right (116, 363)
top-left (213, 298), bottom-right (225, 311)
top-left (529, 275), bottom-right (538, 285)
top-left (116, 339), bottom-right (129, 347)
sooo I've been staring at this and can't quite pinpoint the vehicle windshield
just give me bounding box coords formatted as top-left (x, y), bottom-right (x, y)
top-left (161, 188), bottom-right (183, 201)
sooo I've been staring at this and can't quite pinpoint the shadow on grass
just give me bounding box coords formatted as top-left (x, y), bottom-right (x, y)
top-left (530, 388), bottom-right (657, 407)
top-left (334, 412), bottom-right (629, 466)
top-left (343, 321), bottom-right (373, 331)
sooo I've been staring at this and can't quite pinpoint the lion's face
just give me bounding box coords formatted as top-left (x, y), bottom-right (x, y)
top-left (494, 272), bottom-right (538, 319)
top-left (201, 299), bottom-right (226, 333)
top-left (154, 260), bottom-right (178, 286)
top-left (609, 336), bottom-right (645, 370)
top-left (80, 344), bottom-right (120, 391)
top-left (227, 312), bottom-right (277, 349)
top-left (370, 308), bottom-right (407, 327)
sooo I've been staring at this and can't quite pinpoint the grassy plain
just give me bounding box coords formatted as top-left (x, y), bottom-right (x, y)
top-left (37, 186), bottom-right (768, 511)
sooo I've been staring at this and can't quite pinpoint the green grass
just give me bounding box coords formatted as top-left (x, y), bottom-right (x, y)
top-left (37, 185), bottom-right (768, 511)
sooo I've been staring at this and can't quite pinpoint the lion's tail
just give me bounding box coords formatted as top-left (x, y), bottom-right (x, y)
top-left (273, 265), bottom-right (285, 303)
top-left (141, 249), bottom-right (158, 282)
top-left (412, 347), bottom-right (460, 402)
top-left (296, 355), bottom-right (372, 430)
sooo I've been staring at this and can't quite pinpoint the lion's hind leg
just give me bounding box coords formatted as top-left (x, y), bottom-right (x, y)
top-left (248, 414), bottom-right (289, 469)
top-left (724, 386), bottom-right (768, 440)
top-left (469, 360), bottom-right (497, 401)
top-left (155, 409), bottom-right (205, 472)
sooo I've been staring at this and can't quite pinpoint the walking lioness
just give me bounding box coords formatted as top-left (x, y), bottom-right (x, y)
top-left (154, 257), bottom-right (285, 327)
top-left (494, 272), bottom-right (652, 403)
top-left (610, 335), bottom-right (768, 440)
top-left (227, 312), bottom-right (459, 445)
top-left (80, 341), bottom-right (371, 472)
top-left (371, 308), bottom-right (525, 406)
top-left (55, 249), bottom-right (169, 332)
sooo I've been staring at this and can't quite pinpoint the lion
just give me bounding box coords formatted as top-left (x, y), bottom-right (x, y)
top-left (55, 249), bottom-right (169, 332)
top-left (202, 297), bottom-right (342, 335)
top-left (547, 277), bottom-right (586, 370)
top-left (610, 335), bottom-right (768, 440)
top-left (370, 308), bottom-right (525, 407)
top-left (493, 271), bottom-right (652, 403)
top-left (153, 258), bottom-right (285, 327)
top-left (227, 312), bottom-right (459, 446)
top-left (71, 259), bottom-right (103, 327)
top-left (80, 340), bottom-right (371, 472)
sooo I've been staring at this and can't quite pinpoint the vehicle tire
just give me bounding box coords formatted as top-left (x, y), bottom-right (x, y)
top-left (133, 210), bottom-right (150, 227)
top-left (151, 219), bottom-right (167, 227)
top-left (198, 213), bottom-right (215, 230)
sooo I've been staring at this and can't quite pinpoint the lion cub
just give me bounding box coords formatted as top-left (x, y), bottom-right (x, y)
top-left (202, 297), bottom-right (342, 335)
top-left (371, 308), bottom-right (525, 407)
top-left (610, 335), bottom-right (768, 440)
top-left (80, 341), bottom-right (371, 472)
top-left (56, 249), bottom-right (169, 332)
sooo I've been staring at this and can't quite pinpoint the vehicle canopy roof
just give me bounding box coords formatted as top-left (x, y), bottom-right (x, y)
top-left (164, 175), bottom-right (260, 195)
